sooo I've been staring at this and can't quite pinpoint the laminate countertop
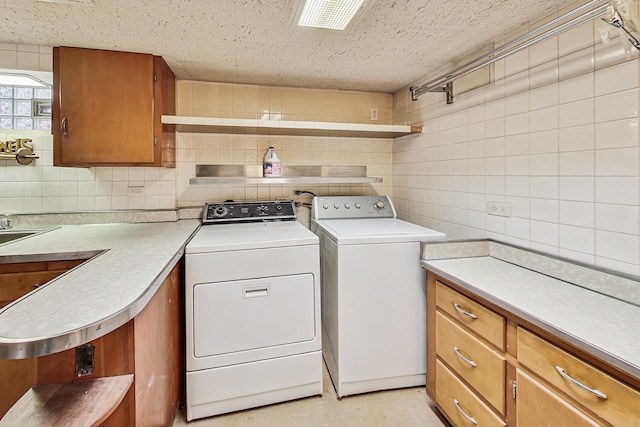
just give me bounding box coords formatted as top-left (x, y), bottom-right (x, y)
top-left (0, 220), bottom-right (200, 359)
top-left (421, 240), bottom-right (640, 381)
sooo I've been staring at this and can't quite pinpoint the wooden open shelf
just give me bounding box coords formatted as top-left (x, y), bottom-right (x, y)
top-left (0, 375), bottom-right (133, 427)
top-left (162, 116), bottom-right (422, 138)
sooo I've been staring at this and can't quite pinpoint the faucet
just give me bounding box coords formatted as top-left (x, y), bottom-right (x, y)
top-left (0, 214), bottom-right (11, 230)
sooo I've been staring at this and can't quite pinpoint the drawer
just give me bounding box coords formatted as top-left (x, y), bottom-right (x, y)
top-left (436, 281), bottom-right (505, 350)
top-left (435, 359), bottom-right (505, 427)
top-left (518, 327), bottom-right (640, 427)
top-left (436, 311), bottom-right (506, 414)
top-left (516, 369), bottom-right (600, 427)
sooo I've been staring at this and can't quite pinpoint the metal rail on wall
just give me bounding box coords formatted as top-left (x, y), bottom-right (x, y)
top-left (409, 0), bottom-right (612, 104)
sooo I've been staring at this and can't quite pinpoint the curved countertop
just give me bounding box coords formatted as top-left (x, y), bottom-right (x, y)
top-left (0, 220), bottom-right (200, 359)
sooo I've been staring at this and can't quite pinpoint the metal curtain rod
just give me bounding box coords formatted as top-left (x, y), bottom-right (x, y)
top-left (410, 0), bottom-right (609, 103)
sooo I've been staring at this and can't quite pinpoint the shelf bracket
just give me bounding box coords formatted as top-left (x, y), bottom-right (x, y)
top-left (410, 81), bottom-right (454, 104)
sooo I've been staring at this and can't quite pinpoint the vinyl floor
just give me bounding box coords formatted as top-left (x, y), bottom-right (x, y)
top-left (173, 362), bottom-right (447, 427)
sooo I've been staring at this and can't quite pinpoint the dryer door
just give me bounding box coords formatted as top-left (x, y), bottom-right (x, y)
top-left (193, 273), bottom-right (316, 358)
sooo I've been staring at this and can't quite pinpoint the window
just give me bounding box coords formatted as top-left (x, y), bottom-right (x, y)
top-left (0, 85), bottom-right (52, 131)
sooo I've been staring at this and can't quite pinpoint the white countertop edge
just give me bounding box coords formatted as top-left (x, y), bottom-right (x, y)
top-left (421, 260), bottom-right (640, 381)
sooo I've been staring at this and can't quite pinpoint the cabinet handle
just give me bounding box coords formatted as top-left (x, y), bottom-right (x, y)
top-left (61, 117), bottom-right (68, 136)
top-left (453, 399), bottom-right (478, 425)
top-left (554, 366), bottom-right (608, 400)
top-left (453, 303), bottom-right (477, 319)
top-left (454, 346), bottom-right (478, 367)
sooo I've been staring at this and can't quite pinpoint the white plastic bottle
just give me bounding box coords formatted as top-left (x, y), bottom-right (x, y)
top-left (263, 146), bottom-right (281, 177)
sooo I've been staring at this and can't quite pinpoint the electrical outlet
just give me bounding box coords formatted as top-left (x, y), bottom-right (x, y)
top-left (128, 186), bottom-right (144, 196)
top-left (370, 108), bottom-right (378, 121)
top-left (487, 201), bottom-right (512, 217)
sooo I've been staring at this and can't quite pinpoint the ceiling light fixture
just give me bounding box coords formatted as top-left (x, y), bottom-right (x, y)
top-left (297, 0), bottom-right (369, 30)
top-left (0, 73), bottom-right (47, 87)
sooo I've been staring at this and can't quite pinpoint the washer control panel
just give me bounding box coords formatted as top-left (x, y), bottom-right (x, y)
top-left (203, 200), bottom-right (296, 224)
top-left (311, 196), bottom-right (396, 220)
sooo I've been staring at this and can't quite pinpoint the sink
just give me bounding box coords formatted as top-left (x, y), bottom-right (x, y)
top-left (0, 230), bottom-right (43, 244)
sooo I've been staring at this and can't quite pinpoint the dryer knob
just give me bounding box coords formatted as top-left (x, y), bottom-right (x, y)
top-left (213, 206), bottom-right (228, 217)
top-left (355, 203), bottom-right (361, 209)
top-left (374, 201), bottom-right (385, 210)
top-left (323, 203), bottom-right (329, 209)
top-left (345, 203), bottom-right (351, 209)
top-left (334, 203), bottom-right (340, 209)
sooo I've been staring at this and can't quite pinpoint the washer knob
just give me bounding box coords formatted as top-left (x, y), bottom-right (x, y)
top-left (355, 203), bottom-right (361, 209)
top-left (374, 201), bottom-right (385, 210)
top-left (345, 203), bottom-right (351, 209)
top-left (323, 203), bottom-right (329, 209)
top-left (213, 206), bottom-right (228, 217)
top-left (334, 203), bottom-right (340, 209)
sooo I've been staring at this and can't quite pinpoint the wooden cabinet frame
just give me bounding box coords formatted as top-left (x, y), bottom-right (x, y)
top-left (426, 272), bottom-right (640, 427)
top-left (52, 47), bottom-right (176, 167)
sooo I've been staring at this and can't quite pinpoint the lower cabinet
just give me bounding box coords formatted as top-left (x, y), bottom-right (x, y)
top-left (0, 260), bottom-right (183, 426)
top-left (427, 273), bottom-right (640, 427)
top-left (515, 369), bottom-right (599, 427)
top-left (436, 359), bottom-right (505, 426)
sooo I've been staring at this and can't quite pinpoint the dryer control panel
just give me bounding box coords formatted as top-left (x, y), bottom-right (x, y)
top-left (203, 200), bottom-right (297, 224)
top-left (311, 196), bottom-right (396, 220)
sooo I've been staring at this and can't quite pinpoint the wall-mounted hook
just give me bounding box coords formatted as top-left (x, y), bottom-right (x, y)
top-left (0, 138), bottom-right (39, 165)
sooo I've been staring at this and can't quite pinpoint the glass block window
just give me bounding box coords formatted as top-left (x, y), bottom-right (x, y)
top-left (0, 85), bottom-right (51, 130)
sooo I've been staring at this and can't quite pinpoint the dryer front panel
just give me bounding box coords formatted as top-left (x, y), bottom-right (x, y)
top-left (193, 273), bottom-right (316, 358)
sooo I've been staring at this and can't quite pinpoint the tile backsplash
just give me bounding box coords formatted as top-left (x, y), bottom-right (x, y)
top-left (2, 5), bottom-right (640, 279)
top-left (0, 44), bottom-right (394, 216)
top-left (391, 8), bottom-right (640, 275)
top-left (174, 81), bottom-right (394, 209)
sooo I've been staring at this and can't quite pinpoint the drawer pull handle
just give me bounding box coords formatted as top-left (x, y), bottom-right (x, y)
top-left (453, 399), bottom-right (478, 425)
top-left (554, 366), bottom-right (608, 400)
top-left (453, 303), bottom-right (477, 319)
top-left (454, 346), bottom-right (477, 367)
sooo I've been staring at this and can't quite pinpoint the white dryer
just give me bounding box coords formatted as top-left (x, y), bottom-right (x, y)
top-left (185, 201), bottom-right (322, 420)
top-left (311, 195), bottom-right (446, 398)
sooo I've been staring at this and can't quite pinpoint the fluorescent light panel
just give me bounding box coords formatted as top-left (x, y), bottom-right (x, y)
top-left (0, 74), bottom-right (46, 87)
top-left (298, 0), bottom-right (367, 30)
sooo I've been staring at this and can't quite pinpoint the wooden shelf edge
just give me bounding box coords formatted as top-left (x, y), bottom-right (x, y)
top-left (0, 374), bottom-right (134, 427)
top-left (162, 115), bottom-right (422, 138)
top-left (189, 176), bottom-right (383, 185)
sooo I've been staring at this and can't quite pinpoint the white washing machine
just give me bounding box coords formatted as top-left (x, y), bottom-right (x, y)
top-left (310, 195), bottom-right (446, 398)
top-left (185, 201), bottom-right (322, 421)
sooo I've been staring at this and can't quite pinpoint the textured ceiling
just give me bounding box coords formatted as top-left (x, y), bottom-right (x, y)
top-left (1, 0), bottom-right (573, 93)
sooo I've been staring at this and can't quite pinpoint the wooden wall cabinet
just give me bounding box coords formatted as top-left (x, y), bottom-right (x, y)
top-left (52, 47), bottom-right (176, 168)
top-left (426, 273), bottom-right (640, 427)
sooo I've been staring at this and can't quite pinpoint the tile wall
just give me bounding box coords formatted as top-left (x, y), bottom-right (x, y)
top-left (392, 10), bottom-right (640, 275)
top-left (0, 43), bottom-right (178, 214)
top-left (0, 44), bottom-right (393, 215)
top-left (174, 81), bottom-right (394, 210)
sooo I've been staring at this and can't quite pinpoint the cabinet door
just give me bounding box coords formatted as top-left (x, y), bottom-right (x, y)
top-left (516, 369), bottom-right (600, 427)
top-left (53, 47), bottom-right (155, 166)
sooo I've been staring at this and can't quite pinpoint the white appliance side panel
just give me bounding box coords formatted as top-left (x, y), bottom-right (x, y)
top-left (186, 351), bottom-right (322, 421)
top-left (336, 241), bottom-right (427, 386)
top-left (319, 235), bottom-right (341, 393)
top-left (193, 274), bottom-right (315, 357)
